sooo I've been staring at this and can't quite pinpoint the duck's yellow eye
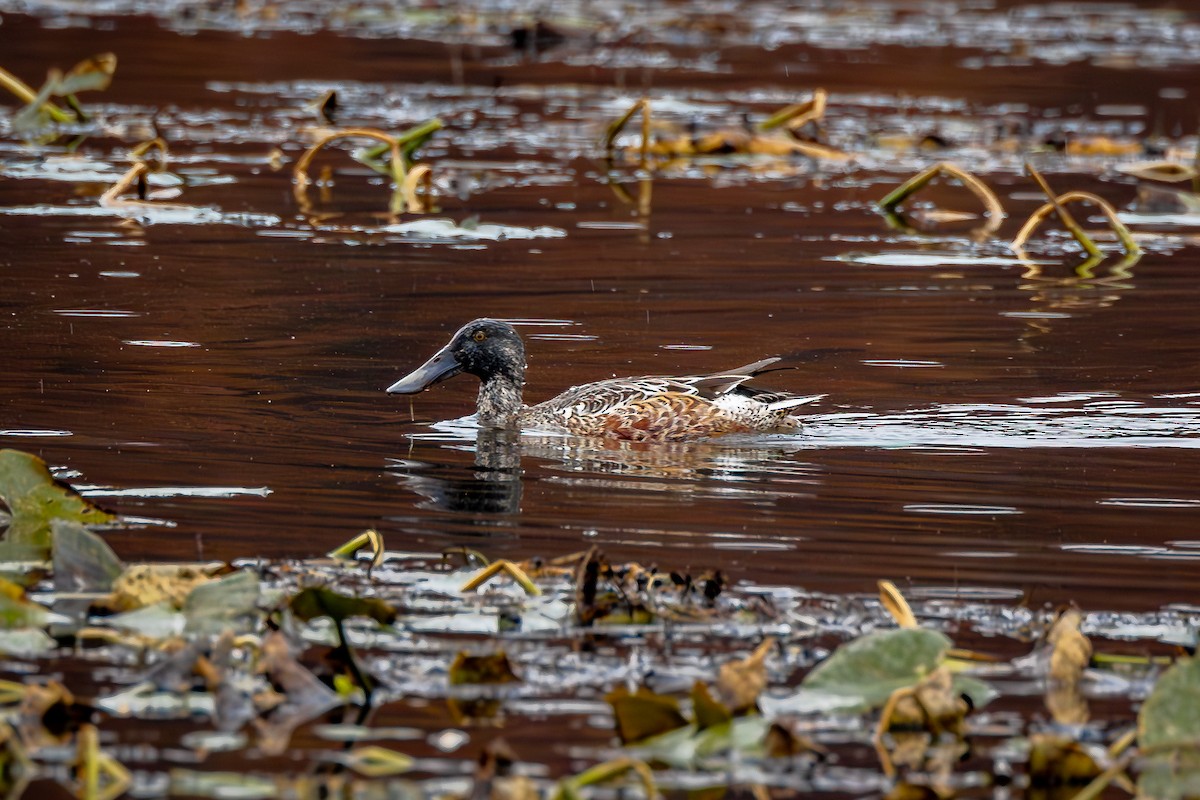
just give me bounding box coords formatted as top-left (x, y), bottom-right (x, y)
top-left (472, 331), bottom-right (487, 342)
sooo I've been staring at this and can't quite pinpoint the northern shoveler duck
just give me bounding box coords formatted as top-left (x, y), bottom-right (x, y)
top-left (386, 319), bottom-right (823, 442)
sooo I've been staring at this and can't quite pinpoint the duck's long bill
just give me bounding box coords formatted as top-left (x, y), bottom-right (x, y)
top-left (386, 345), bottom-right (462, 394)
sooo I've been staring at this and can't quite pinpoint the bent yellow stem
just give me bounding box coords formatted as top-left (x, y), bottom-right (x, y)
top-left (758, 88), bottom-right (828, 132)
top-left (461, 559), bottom-right (541, 596)
top-left (1011, 190), bottom-right (1140, 257)
top-left (0, 65), bottom-right (73, 123)
top-left (879, 161), bottom-right (1005, 237)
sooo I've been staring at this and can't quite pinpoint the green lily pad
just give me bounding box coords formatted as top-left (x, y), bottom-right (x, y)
top-left (1138, 657), bottom-right (1200, 799)
top-left (52, 519), bottom-right (123, 593)
top-left (763, 628), bottom-right (952, 716)
top-left (290, 587), bottom-right (396, 626)
top-left (0, 449), bottom-right (116, 551)
top-left (183, 570), bottom-right (261, 635)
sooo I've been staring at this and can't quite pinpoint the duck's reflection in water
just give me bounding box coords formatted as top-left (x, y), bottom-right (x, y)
top-left (389, 427), bottom-right (820, 516)
top-left (389, 429), bottom-right (525, 514)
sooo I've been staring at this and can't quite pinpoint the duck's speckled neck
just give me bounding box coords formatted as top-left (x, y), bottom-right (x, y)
top-left (477, 373), bottom-right (525, 427)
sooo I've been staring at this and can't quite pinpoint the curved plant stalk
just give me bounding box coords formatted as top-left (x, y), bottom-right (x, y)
top-left (129, 136), bottom-right (169, 168)
top-left (98, 163), bottom-right (150, 207)
top-left (603, 97), bottom-right (650, 169)
top-left (461, 559), bottom-right (541, 596)
top-left (1011, 190), bottom-right (1140, 257)
top-left (73, 724), bottom-right (131, 800)
top-left (0, 65), bottom-right (73, 123)
top-left (879, 161), bottom-right (1005, 238)
top-left (878, 580), bottom-right (917, 629)
top-left (758, 88), bottom-right (827, 132)
top-left (294, 126), bottom-right (440, 215)
top-left (400, 164), bottom-right (434, 214)
top-left (99, 139), bottom-right (175, 208)
top-left (327, 528), bottom-right (385, 572)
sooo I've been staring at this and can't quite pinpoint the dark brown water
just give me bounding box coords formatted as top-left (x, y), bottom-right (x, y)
top-left (5, 3), bottom-right (1200, 619)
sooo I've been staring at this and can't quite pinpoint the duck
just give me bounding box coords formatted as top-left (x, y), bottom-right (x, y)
top-left (386, 318), bottom-right (823, 442)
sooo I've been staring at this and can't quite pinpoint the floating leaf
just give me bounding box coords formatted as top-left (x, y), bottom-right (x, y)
top-left (289, 587), bottom-right (396, 625)
top-left (717, 638), bottom-right (773, 713)
top-left (168, 769), bottom-right (278, 800)
top-left (1117, 160), bottom-right (1198, 183)
top-left (764, 628), bottom-right (952, 716)
top-left (0, 578), bottom-right (52, 630)
top-left (0, 628), bottom-right (54, 657)
top-left (56, 52), bottom-right (117, 96)
top-left (691, 681), bottom-right (732, 731)
top-left (183, 569), bottom-right (261, 635)
top-left (109, 564), bottom-right (212, 611)
top-left (449, 651), bottom-right (521, 685)
top-left (605, 686), bottom-right (688, 744)
top-left (341, 745), bottom-right (414, 777)
top-left (0, 449), bottom-right (116, 550)
top-left (1138, 657), bottom-right (1200, 799)
top-left (52, 519), bottom-right (123, 593)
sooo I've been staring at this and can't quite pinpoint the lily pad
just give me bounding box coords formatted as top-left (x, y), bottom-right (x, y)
top-left (290, 587), bottom-right (396, 626)
top-left (183, 569), bottom-right (261, 635)
top-left (763, 628), bottom-right (952, 716)
top-left (1137, 657), bottom-right (1200, 799)
top-left (52, 519), bottom-right (123, 593)
top-left (0, 449), bottom-right (116, 551)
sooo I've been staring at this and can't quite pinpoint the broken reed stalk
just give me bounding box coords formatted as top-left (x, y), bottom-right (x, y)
top-left (758, 88), bottom-right (828, 132)
top-left (1024, 163), bottom-right (1103, 258)
top-left (603, 97), bottom-right (650, 169)
top-left (878, 161), bottom-right (1004, 234)
top-left (1011, 190), bottom-right (1140, 257)
top-left (0, 65), bottom-right (73, 123)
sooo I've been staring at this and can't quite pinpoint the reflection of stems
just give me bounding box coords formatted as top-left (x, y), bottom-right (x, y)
top-left (878, 161), bottom-right (1004, 237)
top-left (0, 65), bottom-right (72, 123)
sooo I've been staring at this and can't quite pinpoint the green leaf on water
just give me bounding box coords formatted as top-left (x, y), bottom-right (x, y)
top-left (0, 579), bottom-right (59, 633)
top-left (54, 53), bottom-right (117, 96)
top-left (1140, 657), bottom-right (1200, 750)
top-left (289, 587), bottom-right (396, 626)
top-left (0, 449), bottom-right (116, 551)
top-left (52, 519), bottom-right (123, 593)
top-left (0, 628), bottom-right (55, 657)
top-left (605, 685), bottom-right (689, 744)
top-left (183, 570), bottom-right (261, 635)
top-left (764, 628), bottom-right (952, 716)
top-left (1137, 656), bottom-right (1200, 799)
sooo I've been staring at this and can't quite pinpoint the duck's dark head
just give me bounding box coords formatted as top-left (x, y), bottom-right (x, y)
top-left (386, 319), bottom-right (527, 395)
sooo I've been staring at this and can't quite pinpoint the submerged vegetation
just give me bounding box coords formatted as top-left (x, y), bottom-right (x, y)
top-left (0, 448), bottom-right (1198, 798)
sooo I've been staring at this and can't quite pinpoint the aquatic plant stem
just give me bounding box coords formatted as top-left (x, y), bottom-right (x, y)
top-left (1010, 190), bottom-right (1140, 257)
top-left (1024, 164), bottom-right (1103, 258)
top-left (0, 66), bottom-right (73, 123)
top-left (878, 162), bottom-right (1004, 237)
